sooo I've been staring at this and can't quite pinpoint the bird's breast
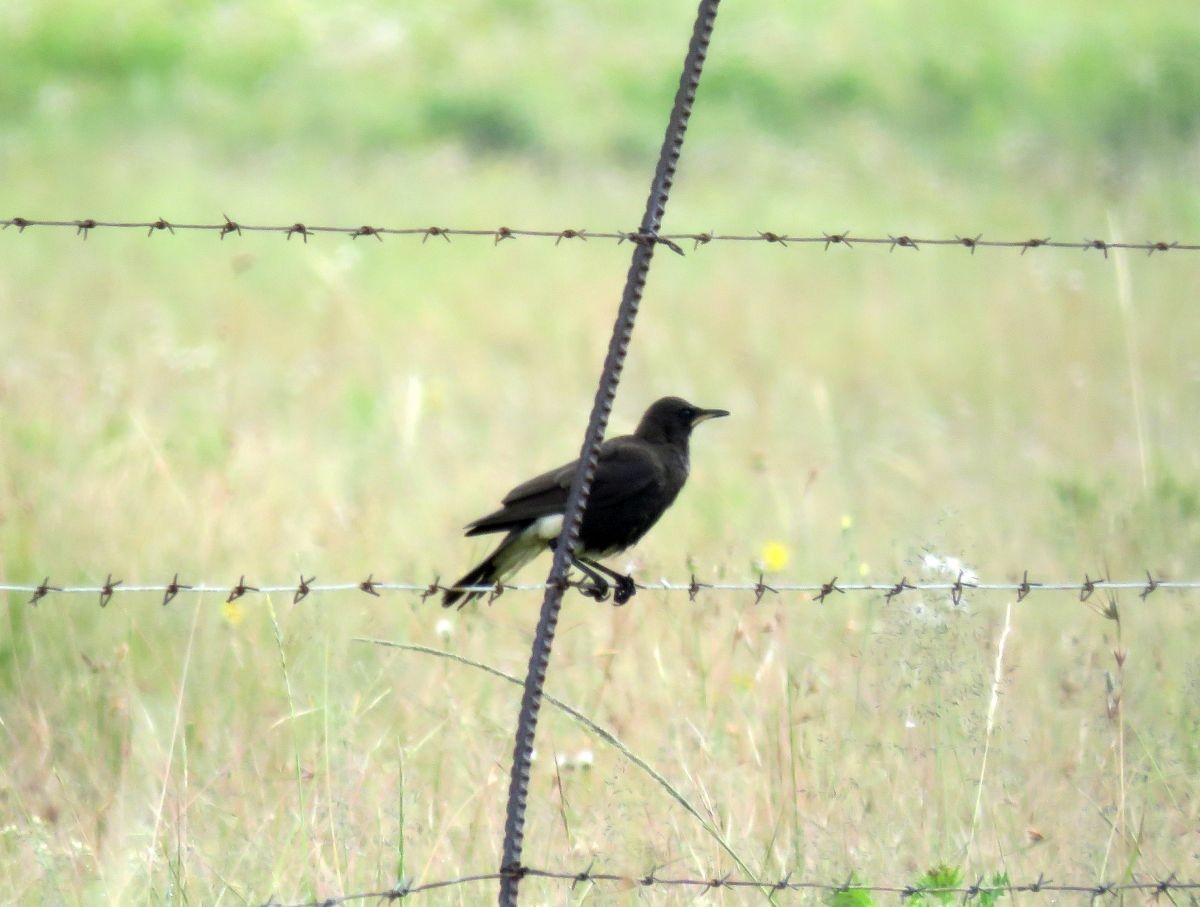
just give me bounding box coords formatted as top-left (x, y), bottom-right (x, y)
top-left (671, 448), bottom-right (690, 481)
top-left (576, 447), bottom-right (690, 555)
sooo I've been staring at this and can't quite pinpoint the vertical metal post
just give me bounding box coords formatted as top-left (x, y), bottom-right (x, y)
top-left (497, 2), bottom-right (722, 903)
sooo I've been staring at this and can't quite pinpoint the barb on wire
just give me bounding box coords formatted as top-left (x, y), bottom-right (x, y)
top-left (815, 576), bottom-right (844, 602)
top-left (162, 572), bottom-right (190, 606)
top-left (98, 573), bottom-right (121, 608)
top-left (226, 575), bottom-right (257, 602)
top-left (753, 574), bottom-right (778, 603)
top-left (27, 576), bottom-right (61, 606)
top-left (1016, 569), bottom-right (1039, 602)
top-left (4, 217), bottom-right (1197, 256)
top-left (4, 575), bottom-right (1199, 606)
top-left (267, 868), bottom-right (1200, 906)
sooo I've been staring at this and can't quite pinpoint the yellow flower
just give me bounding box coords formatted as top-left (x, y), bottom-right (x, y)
top-left (858, 562), bottom-right (870, 576)
top-left (760, 541), bottom-right (790, 573)
top-left (222, 599), bottom-right (244, 627)
top-left (840, 514), bottom-right (853, 530)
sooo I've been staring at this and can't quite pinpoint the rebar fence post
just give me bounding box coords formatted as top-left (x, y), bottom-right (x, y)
top-left (495, 1), bottom-right (722, 904)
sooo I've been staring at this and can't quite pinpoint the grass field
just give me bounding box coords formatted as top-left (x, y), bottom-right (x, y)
top-left (2, 1), bottom-right (1200, 903)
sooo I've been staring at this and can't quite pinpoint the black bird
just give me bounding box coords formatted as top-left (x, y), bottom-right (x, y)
top-left (443, 396), bottom-right (729, 608)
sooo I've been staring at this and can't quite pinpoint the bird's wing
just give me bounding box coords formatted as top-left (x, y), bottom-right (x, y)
top-left (464, 437), bottom-right (660, 536)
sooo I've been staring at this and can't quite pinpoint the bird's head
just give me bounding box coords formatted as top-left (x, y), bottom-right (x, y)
top-left (635, 396), bottom-right (730, 445)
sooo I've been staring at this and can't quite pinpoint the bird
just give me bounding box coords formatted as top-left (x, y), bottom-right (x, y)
top-left (443, 396), bottom-right (729, 608)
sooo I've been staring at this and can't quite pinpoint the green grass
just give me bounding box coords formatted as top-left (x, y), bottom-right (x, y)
top-left (2, 1), bottom-right (1200, 904)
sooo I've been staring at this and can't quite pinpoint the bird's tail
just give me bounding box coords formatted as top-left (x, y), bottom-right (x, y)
top-left (442, 529), bottom-right (540, 608)
top-left (442, 556), bottom-right (500, 608)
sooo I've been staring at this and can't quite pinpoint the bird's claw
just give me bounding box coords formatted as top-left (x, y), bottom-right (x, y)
top-left (613, 575), bottom-right (637, 606)
top-left (581, 579), bottom-right (610, 602)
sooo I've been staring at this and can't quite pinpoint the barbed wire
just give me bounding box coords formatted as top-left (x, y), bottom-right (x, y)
top-left (3, 217), bottom-right (1196, 257)
top-left (3, 570), bottom-right (1195, 607)
top-left (264, 867), bottom-right (1200, 906)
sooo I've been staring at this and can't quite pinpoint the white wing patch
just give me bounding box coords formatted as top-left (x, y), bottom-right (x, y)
top-left (531, 513), bottom-right (565, 540)
top-left (488, 514), bottom-right (564, 583)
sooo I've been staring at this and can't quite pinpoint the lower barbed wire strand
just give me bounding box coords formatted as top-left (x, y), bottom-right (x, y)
top-left (3, 577), bottom-right (1198, 597)
top-left (265, 869), bottom-right (1199, 906)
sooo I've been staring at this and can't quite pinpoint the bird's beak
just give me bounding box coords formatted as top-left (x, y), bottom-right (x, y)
top-left (691, 407), bottom-right (730, 426)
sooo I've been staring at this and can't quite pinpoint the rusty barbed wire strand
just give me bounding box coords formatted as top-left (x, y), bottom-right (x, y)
top-left (265, 868), bottom-right (1200, 906)
top-left (3, 574), bottom-right (1197, 607)
top-left (261, 872), bottom-right (505, 906)
top-left (3, 217), bottom-right (1197, 256)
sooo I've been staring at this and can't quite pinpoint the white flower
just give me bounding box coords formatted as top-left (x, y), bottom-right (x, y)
top-left (919, 552), bottom-right (979, 596)
top-left (435, 618), bottom-right (453, 641)
top-left (575, 749), bottom-right (594, 770)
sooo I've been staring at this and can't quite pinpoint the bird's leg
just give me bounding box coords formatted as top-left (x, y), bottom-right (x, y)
top-left (548, 539), bottom-right (610, 601)
top-left (568, 556), bottom-right (611, 602)
top-left (577, 556), bottom-right (637, 605)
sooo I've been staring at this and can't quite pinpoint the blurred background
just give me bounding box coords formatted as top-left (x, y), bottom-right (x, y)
top-left (2, 1), bottom-right (1199, 903)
